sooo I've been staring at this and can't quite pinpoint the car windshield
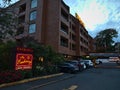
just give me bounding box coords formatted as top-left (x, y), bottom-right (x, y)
top-left (84, 61), bottom-right (89, 63)
top-left (69, 62), bottom-right (77, 64)
top-left (63, 63), bottom-right (74, 67)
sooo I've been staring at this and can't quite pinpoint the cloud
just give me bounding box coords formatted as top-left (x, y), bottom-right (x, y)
top-left (63, 0), bottom-right (120, 42)
top-left (64, 0), bottom-right (109, 31)
top-left (79, 1), bottom-right (109, 31)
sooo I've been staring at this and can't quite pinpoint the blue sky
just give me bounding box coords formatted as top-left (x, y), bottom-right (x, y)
top-left (0, 0), bottom-right (120, 42)
top-left (63, 0), bottom-right (120, 42)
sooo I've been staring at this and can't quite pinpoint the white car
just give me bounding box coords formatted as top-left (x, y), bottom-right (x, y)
top-left (81, 60), bottom-right (94, 67)
top-left (96, 60), bottom-right (100, 65)
top-left (95, 59), bottom-right (102, 65)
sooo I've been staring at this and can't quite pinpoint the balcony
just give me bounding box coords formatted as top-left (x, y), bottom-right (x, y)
top-left (19, 3), bottom-right (26, 13)
top-left (61, 8), bottom-right (69, 22)
top-left (60, 22), bottom-right (68, 35)
top-left (60, 36), bottom-right (68, 47)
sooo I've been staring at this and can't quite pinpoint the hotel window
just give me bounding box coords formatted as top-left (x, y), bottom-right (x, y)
top-left (72, 44), bottom-right (76, 50)
top-left (71, 34), bottom-right (76, 41)
top-left (31, 0), bottom-right (37, 8)
top-left (72, 25), bottom-right (76, 32)
top-left (29, 23), bottom-right (36, 33)
top-left (19, 4), bottom-right (26, 13)
top-left (61, 22), bottom-right (68, 34)
top-left (30, 11), bottom-right (37, 21)
top-left (61, 8), bottom-right (68, 21)
top-left (60, 36), bottom-right (68, 47)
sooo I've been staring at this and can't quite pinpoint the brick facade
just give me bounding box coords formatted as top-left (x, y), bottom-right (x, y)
top-left (7, 0), bottom-right (94, 59)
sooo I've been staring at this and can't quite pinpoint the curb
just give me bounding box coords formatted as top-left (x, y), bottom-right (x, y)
top-left (0, 73), bottom-right (64, 88)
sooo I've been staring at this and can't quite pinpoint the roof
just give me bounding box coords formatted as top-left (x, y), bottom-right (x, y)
top-left (90, 53), bottom-right (120, 57)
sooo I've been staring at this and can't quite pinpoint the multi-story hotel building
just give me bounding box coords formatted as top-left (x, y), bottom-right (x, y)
top-left (6, 0), bottom-right (94, 59)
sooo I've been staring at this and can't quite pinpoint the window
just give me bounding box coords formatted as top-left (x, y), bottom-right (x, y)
top-left (72, 44), bottom-right (76, 50)
top-left (72, 25), bottom-right (76, 32)
top-left (61, 8), bottom-right (68, 21)
top-left (31, 0), bottom-right (37, 8)
top-left (29, 24), bottom-right (36, 33)
top-left (19, 4), bottom-right (26, 13)
top-left (30, 11), bottom-right (37, 20)
top-left (71, 34), bottom-right (76, 41)
top-left (61, 22), bottom-right (68, 34)
top-left (60, 36), bottom-right (68, 47)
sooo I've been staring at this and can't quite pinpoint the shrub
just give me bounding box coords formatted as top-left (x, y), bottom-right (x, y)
top-left (0, 70), bottom-right (22, 84)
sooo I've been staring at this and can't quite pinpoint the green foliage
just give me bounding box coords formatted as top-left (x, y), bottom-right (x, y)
top-left (25, 39), bottom-right (65, 76)
top-left (0, 41), bottom-right (17, 70)
top-left (18, 70), bottom-right (33, 79)
top-left (0, 4), bottom-right (18, 43)
top-left (0, 37), bottom-right (65, 76)
top-left (26, 41), bottom-right (65, 65)
top-left (95, 28), bottom-right (118, 52)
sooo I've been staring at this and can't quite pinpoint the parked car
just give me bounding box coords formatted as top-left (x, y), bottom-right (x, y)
top-left (95, 59), bottom-right (102, 65)
top-left (81, 60), bottom-right (94, 68)
top-left (79, 60), bottom-right (87, 70)
top-left (58, 63), bottom-right (79, 73)
top-left (65, 60), bottom-right (83, 71)
top-left (116, 60), bottom-right (120, 65)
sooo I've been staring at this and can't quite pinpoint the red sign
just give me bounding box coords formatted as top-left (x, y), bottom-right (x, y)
top-left (15, 53), bottom-right (33, 70)
top-left (16, 47), bottom-right (33, 53)
top-left (14, 47), bottom-right (33, 70)
top-left (15, 47), bottom-right (33, 70)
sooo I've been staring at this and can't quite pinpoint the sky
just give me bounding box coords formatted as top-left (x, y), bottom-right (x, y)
top-left (0, 0), bottom-right (18, 6)
top-left (0, 0), bottom-right (120, 42)
top-left (63, 0), bottom-right (120, 42)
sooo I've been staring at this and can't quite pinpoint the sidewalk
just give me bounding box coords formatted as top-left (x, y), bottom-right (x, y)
top-left (0, 73), bottom-right (74, 90)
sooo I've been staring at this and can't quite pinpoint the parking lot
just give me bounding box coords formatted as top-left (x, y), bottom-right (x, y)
top-left (1, 61), bottom-right (120, 90)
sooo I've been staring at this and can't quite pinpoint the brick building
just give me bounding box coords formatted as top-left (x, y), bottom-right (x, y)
top-left (6, 0), bottom-right (94, 59)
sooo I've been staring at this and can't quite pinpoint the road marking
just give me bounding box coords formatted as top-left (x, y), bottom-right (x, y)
top-left (63, 85), bottom-right (78, 90)
top-left (27, 75), bottom-right (74, 90)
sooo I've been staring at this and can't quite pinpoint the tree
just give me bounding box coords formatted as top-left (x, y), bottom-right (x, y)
top-left (95, 28), bottom-right (118, 52)
top-left (0, 41), bottom-right (17, 70)
top-left (0, 9), bottom-right (18, 42)
top-left (0, 0), bottom-right (12, 7)
top-left (0, 0), bottom-right (19, 43)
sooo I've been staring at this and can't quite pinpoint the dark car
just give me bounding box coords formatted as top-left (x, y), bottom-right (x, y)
top-left (116, 60), bottom-right (120, 65)
top-left (65, 60), bottom-right (83, 71)
top-left (58, 63), bottom-right (79, 73)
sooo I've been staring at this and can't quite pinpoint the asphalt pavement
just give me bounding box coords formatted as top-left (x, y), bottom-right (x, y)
top-left (0, 73), bottom-right (74, 90)
top-left (1, 62), bottom-right (120, 90)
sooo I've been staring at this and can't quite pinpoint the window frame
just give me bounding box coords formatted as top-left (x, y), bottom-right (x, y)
top-left (30, 11), bottom-right (37, 21)
top-left (29, 23), bottom-right (36, 33)
top-left (31, 0), bottom-right (37, 8)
